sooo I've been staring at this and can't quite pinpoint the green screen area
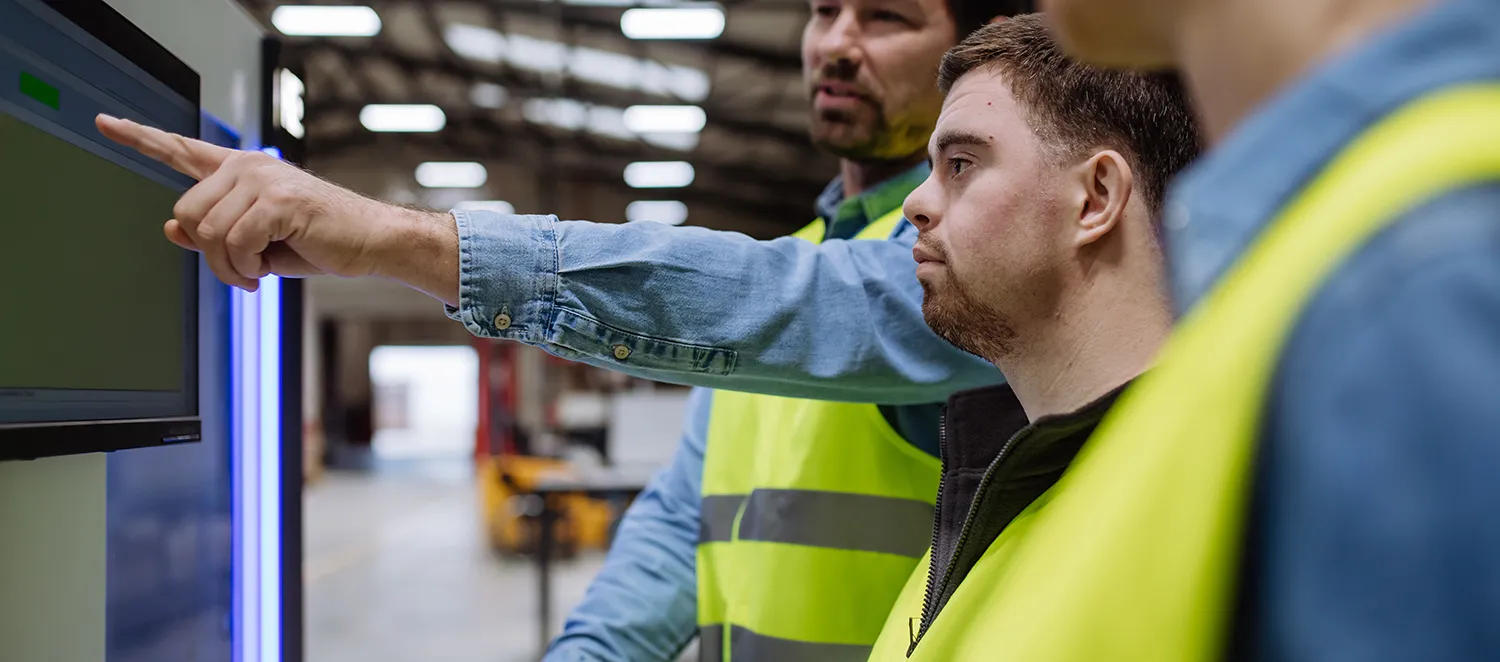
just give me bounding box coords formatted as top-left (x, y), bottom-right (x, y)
top-left (0, 113), bottom-right (186, 391)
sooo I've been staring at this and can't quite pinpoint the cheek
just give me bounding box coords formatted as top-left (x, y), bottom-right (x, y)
top-left (945, 190), bottom-right (1049, 287)
top-left (880, 40), bottom-right (951, 100)
top-left (940, 207), bottom-right (1016, 283)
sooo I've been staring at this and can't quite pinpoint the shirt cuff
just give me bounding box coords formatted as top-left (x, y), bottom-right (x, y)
top-left (443, 209), bottom-right (559, 342)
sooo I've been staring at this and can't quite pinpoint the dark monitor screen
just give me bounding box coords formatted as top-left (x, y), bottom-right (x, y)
top-left (0, 0), bottom-right (202, 459)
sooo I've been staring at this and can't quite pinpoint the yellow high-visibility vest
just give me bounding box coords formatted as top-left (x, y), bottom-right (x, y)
top-left (867, 85), bottom-right (1500, 661)
top-left (697, 209), bottom-right (942, 662)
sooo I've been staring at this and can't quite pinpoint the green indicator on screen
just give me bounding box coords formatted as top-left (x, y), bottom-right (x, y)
top-left (20, 71), bottom-right (59, 110)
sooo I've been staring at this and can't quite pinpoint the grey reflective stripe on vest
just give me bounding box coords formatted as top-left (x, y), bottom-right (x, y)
top-left (698, 625), bottom-right (871, 662)
top-left (737, 488), bottom-right (933, 558)
top-left (700, 494), bottom-right (747, 543)
top-left (699, 624), bottom-right (726, 662)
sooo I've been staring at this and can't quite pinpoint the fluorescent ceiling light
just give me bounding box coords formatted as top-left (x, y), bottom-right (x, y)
top-left (271, 5), bottom-right (381, 37)
top-left (641, 132), bottom-right (701, 151)
top-left (525, 98), bottom-right (698, 149)
top-left (470, 82), bottom-right (508, 109)
top-left (416, 162), bottom-right (488, 188)
top-left (524, 98), bottom-right (589, 131)
top-left (444, 23), bottom-right (507, 63)
top-left (621, 7), bottom-right (726, 40)
top-left (627, 200), bottom-right (689, 225)
top-left (359, 104), bottom-right (446, 132)
top-left (625, 161), bottom-right (695, 188)
top-left (624, 105), bottom-right (706, 133)
top-left (455, 200), bottom-right (516, 215)
top-left (445, 23), bottom-right (711, 102)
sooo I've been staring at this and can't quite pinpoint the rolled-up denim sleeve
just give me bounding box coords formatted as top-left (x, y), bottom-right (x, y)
top-left (444, 210), bottom-right (1002, 404)
top-left (544, 388), bottom-right (712, 662)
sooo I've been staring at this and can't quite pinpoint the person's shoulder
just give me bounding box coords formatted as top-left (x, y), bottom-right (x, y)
top-left (1270, 178), bottom-right (1500, 441)
top-left (1297, 181), bottom-right (1500, 332)
top-left (1250, 182), bottom-right (1500, 662)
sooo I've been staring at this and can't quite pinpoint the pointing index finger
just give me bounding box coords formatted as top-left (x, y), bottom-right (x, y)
top-left (96, 114), bottom-right (234, 180)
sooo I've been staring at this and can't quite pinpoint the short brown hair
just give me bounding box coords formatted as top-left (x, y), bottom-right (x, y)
top-left (937, 14), bottom-right (1199, 213)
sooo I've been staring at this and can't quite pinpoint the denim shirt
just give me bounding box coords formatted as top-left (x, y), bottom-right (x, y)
top-left (444, 185), bottom-right (1002, 406)
top-left (1164, 0), bottom-right (1500, 658)
top-left (542, 165), bottom-right (962, 662)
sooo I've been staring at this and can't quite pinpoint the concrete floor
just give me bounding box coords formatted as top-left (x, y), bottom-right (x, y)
top-left (303, 458), bottom-right (606, 662)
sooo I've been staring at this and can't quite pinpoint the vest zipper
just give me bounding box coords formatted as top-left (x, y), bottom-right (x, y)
top-left (910, 423), bottom-right (1035, 655)
top-left (913, 412), bottom-right (949, 656)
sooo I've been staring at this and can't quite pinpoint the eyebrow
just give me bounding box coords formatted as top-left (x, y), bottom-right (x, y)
top-left (932, 130), bottom-right (991, 158)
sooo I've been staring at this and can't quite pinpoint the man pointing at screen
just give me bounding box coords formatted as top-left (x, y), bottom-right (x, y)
top-left (96, 3), bottom-right (1021, 660)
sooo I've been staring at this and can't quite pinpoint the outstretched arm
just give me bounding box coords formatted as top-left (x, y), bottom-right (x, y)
top-left (97, 115), bottom-right (1001, 405)
top-left (445, 211), bottom-right (1002, 404)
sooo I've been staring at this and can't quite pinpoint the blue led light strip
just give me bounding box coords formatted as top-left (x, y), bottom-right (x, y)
top-left (259, 275), bottom-right (283, 662)
top-left (233, 274), bottom-right (282, 662)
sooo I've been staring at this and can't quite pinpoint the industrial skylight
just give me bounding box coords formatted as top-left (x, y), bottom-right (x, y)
top-left (627, 200), bottom-right (690, 225)
top-left (523, 98), bottom-right (701, 151)
top-left (625, 161), bottom-right (695, 188)
top-left (470, 82), bottom-right (509, 110)
top-left (416, 162), bottom-right (488, 188)
top-left (271, 5), bottom-right (381, 37)
top-left (443, 23), bottom-right (712, 102)
top-left (621, 7), bottom-right (726, 40)
top-left (623, 105), bottom-right (706, 133)
top-left (359, 104), bottom-right (446, 132)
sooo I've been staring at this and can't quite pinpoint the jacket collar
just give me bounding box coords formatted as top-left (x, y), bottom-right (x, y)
top-left (941, 380), bottom-right (1133, 474)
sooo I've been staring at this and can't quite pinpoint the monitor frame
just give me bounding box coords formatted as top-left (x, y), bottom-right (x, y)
top-left (0, 0), bottom-right (203, 461)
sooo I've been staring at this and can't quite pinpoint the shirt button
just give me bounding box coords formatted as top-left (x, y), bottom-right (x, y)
top-left (493, 312), bottom-right (512, 330)
top-left (612, 344), bottom-right (631, 361)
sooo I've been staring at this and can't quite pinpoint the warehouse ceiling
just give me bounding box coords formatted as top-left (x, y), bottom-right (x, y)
top-left (234, 0), bottom-right (834, 239)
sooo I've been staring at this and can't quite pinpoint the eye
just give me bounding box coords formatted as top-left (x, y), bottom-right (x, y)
top-left (871, 9), bottom-right (908, 23)
top-left (947, 156), bottom-right (971, 177)
top-left (813, 4), bottom-right (839, 18)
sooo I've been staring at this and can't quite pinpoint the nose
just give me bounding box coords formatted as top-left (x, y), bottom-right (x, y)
top-left (904, 175), bottom-right (938, 230)
top-left (814, 8), bottom-right (862, 65)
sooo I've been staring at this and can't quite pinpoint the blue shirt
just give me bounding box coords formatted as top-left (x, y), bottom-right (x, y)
top-left (444, 191), bottom-right (1002, 406)
top-left (537, 164), bottom-right (970, 661)
top-left (1164, 0), bottom-right (1500, 658)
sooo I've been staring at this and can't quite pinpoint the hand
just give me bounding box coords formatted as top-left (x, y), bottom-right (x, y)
top-left (96, 114), bottom-right (417, 292)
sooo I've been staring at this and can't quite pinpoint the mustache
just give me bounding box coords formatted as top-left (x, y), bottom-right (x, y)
top-left (809, 59), bottom-right (874, 99)
top-left (820, 58), bottom-right (859, 82)
top-left (915, 236), bottom-right (949, 261)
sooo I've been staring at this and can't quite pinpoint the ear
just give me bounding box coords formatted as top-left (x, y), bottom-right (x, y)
top-left (1073, 150), bottom-right (1134, 247)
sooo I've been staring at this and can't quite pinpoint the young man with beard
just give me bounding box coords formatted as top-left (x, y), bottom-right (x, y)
top-left (795, 16), bottom-right (1201, 661)
top-left (879, 0), bottom-right (1500, 660)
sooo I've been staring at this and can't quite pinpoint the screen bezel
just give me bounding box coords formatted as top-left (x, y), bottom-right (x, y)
top-left (0, 0), bottom-right (202, 461)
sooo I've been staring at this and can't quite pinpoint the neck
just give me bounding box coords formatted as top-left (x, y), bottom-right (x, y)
top-left (990, 244), bottom-right (1173, 420)
top-left (839, 151), bottom-right (926, 198)
top-left (1175, 0), bottom-right (1435, 143)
